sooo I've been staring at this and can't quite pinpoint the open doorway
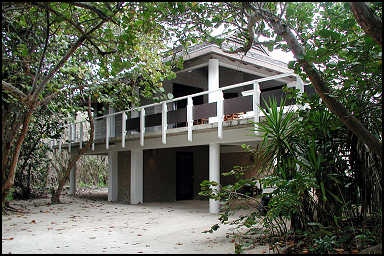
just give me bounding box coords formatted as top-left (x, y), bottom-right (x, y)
top-left (176, 152), bottom-right (194, 200)
top-left (173, 84), bottom-right (203, 127)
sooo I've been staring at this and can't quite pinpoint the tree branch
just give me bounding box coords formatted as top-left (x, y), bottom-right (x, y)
top-left (2, 81), bottom-right (27, 101)
top-left (31, 4), bottom-right (50, 94)
top-left (31, 4), bottom-right (124, 103)
top-left (33, 2), bottom-right (117, 57)
top-left (70, 2), bottom-right (118, 25)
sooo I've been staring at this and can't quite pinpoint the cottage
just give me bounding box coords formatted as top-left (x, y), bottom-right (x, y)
top-left (53, 37), bottom-right (313, 213)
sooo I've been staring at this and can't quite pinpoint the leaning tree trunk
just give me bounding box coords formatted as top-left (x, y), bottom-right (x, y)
top-left (262, 14), bottom-right (382, 159)
top-left (349, 2), bottom-right (382, 47)
top-left (51, 95), bottom-right (95, 204)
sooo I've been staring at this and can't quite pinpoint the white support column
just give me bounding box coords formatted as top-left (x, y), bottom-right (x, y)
top-left (122, 111), bottom-right (127, 148)
top-left (108, 151), bottom-right (118, 202)
top-left (253, 82), bottom-right (261, 134)
top-left (187, 97), bottom-right (193, 142)
top-left (217, 90), bottom-right (224, 139)
top-left (209, 143), bottom-right (220, 214)
top-left (140, 108), bottom-right (145, 146)
top-left (208, 59), bottom-right (219, 123)
top-left (131, 149), bottom-right (143, 204)
top-left (162, 102), bottom-right (167, 144)
top-left (287, 76), bottom-right (304, 98)
top-left (69, 164), bottom-right (76, 195)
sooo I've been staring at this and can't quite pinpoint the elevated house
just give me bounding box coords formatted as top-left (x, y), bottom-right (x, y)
top-left (52, 35), bottom-right (314, 213)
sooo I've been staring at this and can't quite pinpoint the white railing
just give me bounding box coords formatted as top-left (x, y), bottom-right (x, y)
top-left (50, 72), bottom-right (303, 151)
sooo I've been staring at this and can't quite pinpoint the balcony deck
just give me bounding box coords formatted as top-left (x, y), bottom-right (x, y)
top-left (52, 73), bottom-right (309, 154)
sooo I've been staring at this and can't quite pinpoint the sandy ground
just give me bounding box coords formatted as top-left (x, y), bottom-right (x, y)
top-left (2, 188), bottom-right (270, 254)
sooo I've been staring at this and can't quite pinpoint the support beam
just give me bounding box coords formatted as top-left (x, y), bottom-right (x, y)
top-left (108, 151), bottom-right (118, 202)
top-left (208, 59), bottom-right (219, 123)
top-left (130, 149), bottom-right (143, 204)
top-left (209, 143), bottom-right (220, 214)
top-left (69, 164), bottom-right (76, 195)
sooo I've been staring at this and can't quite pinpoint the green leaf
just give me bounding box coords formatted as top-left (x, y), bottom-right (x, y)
top-left (320, 182), bottom-right (327, 202)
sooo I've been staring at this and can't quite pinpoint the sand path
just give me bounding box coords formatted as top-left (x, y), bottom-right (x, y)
top-left (2, 188), bottom-right (269, 254)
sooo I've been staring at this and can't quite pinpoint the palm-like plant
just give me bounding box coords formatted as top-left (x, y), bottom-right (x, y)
top-left (252, 97), bottom-right (301, 178)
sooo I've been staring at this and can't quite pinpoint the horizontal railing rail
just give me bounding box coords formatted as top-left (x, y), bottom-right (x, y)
top-left (50, 72), bottom-right (304, 151)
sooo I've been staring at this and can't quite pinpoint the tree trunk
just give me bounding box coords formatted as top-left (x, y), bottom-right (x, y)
top-left (265, 18), bottom-right (382, 159)
top-left (51, 95), bottom-right (95, 204)
top-left (349, 2), bottom-right (382, 47)
top-left (2, 109), bottom-right (34, 205)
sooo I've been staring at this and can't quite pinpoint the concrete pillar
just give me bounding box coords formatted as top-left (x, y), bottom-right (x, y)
top-left (131, 149), bottom-right (143, 204)
top-left (209, 143), bottom-right (220, 214)
top-left (208, 59), bottom-right (219, 123)
top-left (69, 165), bottom-right (76, 195)
top-left (108, 151), bottom-right (118, 202)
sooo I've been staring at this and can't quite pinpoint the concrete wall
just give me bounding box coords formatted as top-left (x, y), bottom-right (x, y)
top-left (220, 152), bottom-right (254, 186)
top-left (192, 146), bottom-right (209, 199)
top-left (115, 146), bottom-right (257, 203)
top-left (118, 151), bottom-right (131, 202)
top-left (143, 148), bottom-right (177, 202)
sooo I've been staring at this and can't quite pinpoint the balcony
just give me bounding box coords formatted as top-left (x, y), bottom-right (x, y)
top-left (50, 72), bottom-right (307, 153)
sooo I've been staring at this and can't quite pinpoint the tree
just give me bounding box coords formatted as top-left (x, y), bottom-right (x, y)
top-left (349, 2), bottom-right (382, 47)
top-left (172, 2), bottom-right (381, 158)
top-left (50, 92), bottom-right (94, 204)
top-left (1, 2), bottom-right (180, 205)
top-left (12, 106), bottom-right (63, 199)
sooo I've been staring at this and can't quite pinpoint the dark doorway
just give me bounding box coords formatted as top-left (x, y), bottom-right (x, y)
top-left (176, 152), bottom-right (194, 200)
top-left (173, 84), bottom-right (203, 127)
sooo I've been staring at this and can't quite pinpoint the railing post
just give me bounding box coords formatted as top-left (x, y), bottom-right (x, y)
top-left (122, 111), bottom-right (127, 148)
top-left (162, 102), bottom-right (167, 144)
top-left (140, 108), bottom-right (145, 146)
top-left (58, 137), bottom-right (62, 152)
top-left (72, 123), bottom-right (76, 142)
top-left (187, 97), bottom-right (193, 142)
top-left (217, 90), bottom-right (224, 139)
top-left (79, 122), bottom-right (83, 149)
top-left (68, 124), bottom-right (72, 153)
top-left (106, 115), bottom-right (110, 150)
top-left (92, 113), bottom-right (95, 151)
top-left (253, 82), bottom-right (261, 134)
